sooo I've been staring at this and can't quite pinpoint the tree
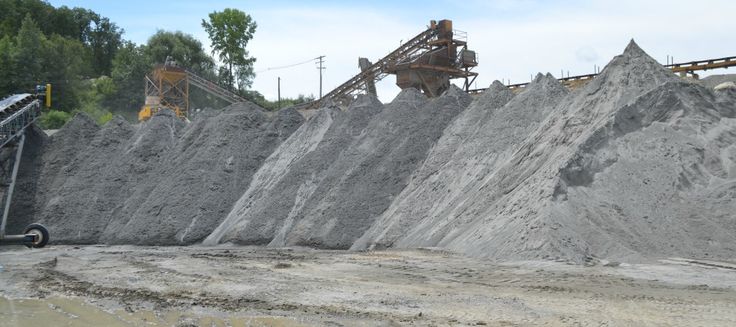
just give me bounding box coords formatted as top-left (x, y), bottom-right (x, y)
top-left (14, 15), bottom-right (45, 91)
top-left (108, 41), bottom-right (150, 117)
top-left (0, 35), bottom-right (16, 95)
top-left (106, 31), bottom-right (221, 118)
top-left (88, 16), bottom-right (123, 76)
top-left (145, 30), bottom-right (215, 77)
top-left (42, 34), bottom-right (86, 110)
top-left (201, 8), bottom-right (257, 91)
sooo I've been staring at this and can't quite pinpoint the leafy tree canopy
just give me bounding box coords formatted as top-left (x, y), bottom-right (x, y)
top-left (201, 8), bottom-right (257, 91)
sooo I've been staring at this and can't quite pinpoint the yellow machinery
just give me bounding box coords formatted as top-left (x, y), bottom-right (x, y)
top-left (139, 63), bottom-right (189, 121)
top-left (139, 57), bottom-right (248, 122)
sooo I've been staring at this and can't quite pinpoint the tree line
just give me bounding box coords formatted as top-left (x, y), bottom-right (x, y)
top-left (0, 0), bottom-right (313, 129)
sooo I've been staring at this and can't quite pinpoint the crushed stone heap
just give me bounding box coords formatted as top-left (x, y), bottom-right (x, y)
top-left (205, 96), bottom-right (382, 246)
top-left (356, 41), bottom-right (736, 262)
top-left (353, 72), bottom-right (569, 251)
top-left (12, 41), bottom-right (736, 263)
top-left (16, 105), bottom-right (303, 245)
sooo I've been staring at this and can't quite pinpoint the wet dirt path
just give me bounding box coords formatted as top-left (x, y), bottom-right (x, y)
top-left (2, 245), bottom-right (735, 326)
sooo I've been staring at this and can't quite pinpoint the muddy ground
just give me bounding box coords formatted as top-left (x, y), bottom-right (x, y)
top-left (1, 245), bottom-right (736, 326)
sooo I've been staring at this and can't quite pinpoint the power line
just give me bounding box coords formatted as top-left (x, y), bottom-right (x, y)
top-left (256, 57), bottom-right (322, 74)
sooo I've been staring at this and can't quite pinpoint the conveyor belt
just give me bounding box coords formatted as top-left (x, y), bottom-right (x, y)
top-left (0, 94), bottom-right (42, 149)
top-left (467, 55), bottom-right (736, 94)
top-left (0, 93), bottom-right (44, 246)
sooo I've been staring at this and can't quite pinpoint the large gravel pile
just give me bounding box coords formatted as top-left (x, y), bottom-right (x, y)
top-left (356, 41), bottom-right (736, 262)
top-left (204, 97), bottom-right (381, 246)
top-left (11, 41), bottom-right (736, 263)
top-left (353, 73), bottom-right (568, 251)
top-left (104, 104), bottom-right (303, 245)
top-left (15, 105), bottom-right (302, 244)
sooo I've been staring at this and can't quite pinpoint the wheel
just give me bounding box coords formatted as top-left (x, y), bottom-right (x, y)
top-left (23, 223), bottom-right (49, 248)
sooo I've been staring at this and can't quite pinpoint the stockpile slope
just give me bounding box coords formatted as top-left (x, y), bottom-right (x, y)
top-left (36, 111), bottom-right (181, 243)
top-left (11, 104), bottom-right (302, 245)
top-left (104, 104), bottom-right (304, 245)
top-left (373, 41), bottom-right (736, 262)
top-left (354, 73), bottom-right (568, 250)
top-left (279, 86), bottom-right (471, 249)
top-left (206, 96), bottom-right (384, 246)
top-left (5, 125), bottom-right (48, 234)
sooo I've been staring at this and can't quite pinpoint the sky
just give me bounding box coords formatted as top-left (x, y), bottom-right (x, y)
top-left (48, 0), bottom-right (736, 102)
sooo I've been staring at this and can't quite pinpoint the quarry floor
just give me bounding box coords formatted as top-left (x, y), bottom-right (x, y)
top-left (1, 246), bottom-right (736, 326)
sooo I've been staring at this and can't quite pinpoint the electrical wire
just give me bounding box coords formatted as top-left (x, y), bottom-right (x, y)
top-left (255, 57), bottom-right (321, 74)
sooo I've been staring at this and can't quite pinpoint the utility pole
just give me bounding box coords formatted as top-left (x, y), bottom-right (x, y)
top-left (277, 77), bottom-right (281, 109)
top-left (317, 55), bottom-right (326, 99)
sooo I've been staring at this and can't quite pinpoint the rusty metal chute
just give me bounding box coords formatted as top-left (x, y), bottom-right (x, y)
top-left (307, 19), bottom-right (478, 108)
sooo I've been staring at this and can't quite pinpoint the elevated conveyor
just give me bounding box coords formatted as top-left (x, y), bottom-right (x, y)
top-left (0, 93), bottom-right (48, 248)
top-left (306, 19), bottom-right (478, 109)
top-left (468, 55), bottom-right (736, 94)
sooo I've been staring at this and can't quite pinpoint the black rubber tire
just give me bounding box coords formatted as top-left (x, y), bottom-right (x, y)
top-left (23, 223), bottom-right (49, 248)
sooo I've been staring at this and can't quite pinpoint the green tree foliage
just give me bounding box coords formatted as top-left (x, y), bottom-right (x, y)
top-left (0, 0), bottom-right (54, 37)
top-left (106, 31), bottom-right (222, 119)
top-left (39, 110), bottom-right (72, 129)
top-left (201, 8), bottom-right (257, 91)
top-left (78, 76), bottom-right (115, 125)
top-left (3, 15), bottom-right (85, 111)
top-left (0, 1), bottom-right (122, 76)
top-left (145, 30), bottom-right (215, 77)
top-left (43, 34), bottom-right (86, 110)
top-left (243, 90), bottom-right (314, 111)
top-left (88, 16), bottom-right (123, 76)
top-left (0, 35), bottom-right (16, 93)
top-left (108, 41), bottom-right (150, 118)
top-left (14, 15), bottom-right (44, 90)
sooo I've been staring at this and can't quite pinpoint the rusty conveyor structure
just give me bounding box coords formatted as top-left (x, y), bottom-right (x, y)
top-left (0, 93), bottom-right (48, 248)
top-left (307, 19), bottom-right (478, 109)
top-left (468, 55), bottom-right (736, 94)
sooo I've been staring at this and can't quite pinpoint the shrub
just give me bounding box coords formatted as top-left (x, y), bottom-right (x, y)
top-left (39, 110), bottom-right (72, 129)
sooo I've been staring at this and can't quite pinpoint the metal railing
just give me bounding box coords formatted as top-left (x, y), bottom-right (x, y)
top-left (306, 26), bottom-right (441, 108)
top-left (0, 97), bottom-right (41, 149)
top-left (186, 70), bottom-right (247, 104)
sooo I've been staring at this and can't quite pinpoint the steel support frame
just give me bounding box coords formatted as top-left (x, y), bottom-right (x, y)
top-left (0, 97), bottom-right (43, 246)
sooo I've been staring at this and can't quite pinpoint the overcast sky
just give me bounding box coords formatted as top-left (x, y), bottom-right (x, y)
top-left (48, 0), bottom-right (736, 102)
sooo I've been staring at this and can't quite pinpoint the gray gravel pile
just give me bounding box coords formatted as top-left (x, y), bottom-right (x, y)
top-left (10, 41), bottom-right (735, 264)
top-left (354, 73), bottom-right (568, 251)
top-left (361, 41), bottom-right (736, 262)
top-left (279, 86), bottom-right (470, 249)
top-left (43, 115), bottom-right (137, 243)
top-left (700, 74), bottom-right (736, 89)
top-left (35, 110), bottom-right (181, 243)
top-left (206, 95), bottom-right (384, 246)
top-left (105, 104), bottom-right (303, 245)
top-left (5, 125), bottom-right (48, 234)
top-left (11, 105), bottom-right (302, 245)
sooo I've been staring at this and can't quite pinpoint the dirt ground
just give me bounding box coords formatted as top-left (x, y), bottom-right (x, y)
top-left (1, 245), bottom-right (736, 326)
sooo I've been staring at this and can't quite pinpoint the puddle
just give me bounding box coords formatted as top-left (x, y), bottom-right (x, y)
top-left (0, 296), bottom-right (309, 326)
